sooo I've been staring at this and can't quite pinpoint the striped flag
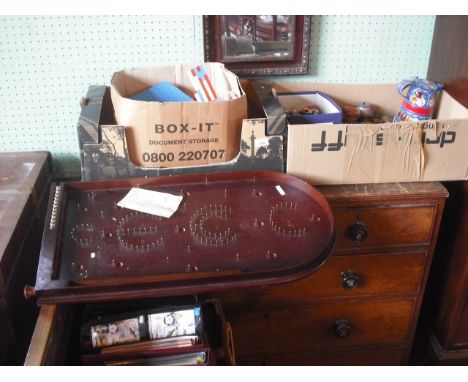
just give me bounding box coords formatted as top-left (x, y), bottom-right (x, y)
top-left (189, 65), bottom-right (218, 102)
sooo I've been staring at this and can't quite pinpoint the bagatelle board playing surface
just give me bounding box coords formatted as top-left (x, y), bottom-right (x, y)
top-left (28, 171), bottom-right (334, 304)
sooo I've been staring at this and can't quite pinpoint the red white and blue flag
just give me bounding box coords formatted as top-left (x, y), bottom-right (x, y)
top-left (189, 65), bottom-right (218, 102)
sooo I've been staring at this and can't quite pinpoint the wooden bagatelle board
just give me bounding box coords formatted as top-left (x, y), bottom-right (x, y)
top-left (29, 171), bottom-right (334, 304)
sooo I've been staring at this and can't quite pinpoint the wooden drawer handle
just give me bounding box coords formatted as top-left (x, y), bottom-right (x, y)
top-left (341, 270), bottom-right (361, 289)
top-left (347, 222), bottom-right (368, 243)
top-left (24, 285), bottom-right (36, 300)
top-left (334, 319), bottom-right (352, 338)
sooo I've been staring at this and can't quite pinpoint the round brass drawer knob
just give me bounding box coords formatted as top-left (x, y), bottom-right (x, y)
top-left (347, 222), bottom-right (368, 243)
top-left (341, 270), bottom-right (361, 289)
top-left (334, 319), bottom-right (352, 338)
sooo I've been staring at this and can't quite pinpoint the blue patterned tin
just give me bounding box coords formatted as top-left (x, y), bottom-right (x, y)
top-left (394, 77), bottom-right (443, 122)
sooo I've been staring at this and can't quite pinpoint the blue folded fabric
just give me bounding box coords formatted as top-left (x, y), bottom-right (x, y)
top-left (130, 81), bottom-right (193, 102)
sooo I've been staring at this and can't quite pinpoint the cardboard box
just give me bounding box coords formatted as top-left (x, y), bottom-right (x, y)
top-left (77, 85), bottom-right (284, 181)
top-left (275, 83), bottom-right (468, 185)
top-left (111, 63), bottom-right (247, 168)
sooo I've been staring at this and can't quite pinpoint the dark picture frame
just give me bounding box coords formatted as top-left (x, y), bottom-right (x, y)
top-left (203, 15), bottom-right (311, 76)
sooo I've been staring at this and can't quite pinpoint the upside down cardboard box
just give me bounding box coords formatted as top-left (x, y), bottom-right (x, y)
top-left (77, 84), bottom-right (284, 181)
top-left (111, 63), bottom-right (247, 168)
top-left (278, 83), bottom-right (468, 185)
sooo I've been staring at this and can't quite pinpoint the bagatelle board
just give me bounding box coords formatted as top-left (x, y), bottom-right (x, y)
top-left (27, 171), bottom-right (334, 304)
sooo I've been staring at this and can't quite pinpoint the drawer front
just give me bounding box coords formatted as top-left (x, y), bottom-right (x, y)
top-left (238, 347), bottom-right (406, 366)
top-left (227, 298), bottom-right (415, 357)
top-left (24, 305), bottom-right (74, 366)
top-left (334, 204), bottom-right (436, 251)
top-left (214, 252), bottom-right (426, 307)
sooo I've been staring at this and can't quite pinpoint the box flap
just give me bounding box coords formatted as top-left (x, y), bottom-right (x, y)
top-left (251, 81), bottom-right (287, 135)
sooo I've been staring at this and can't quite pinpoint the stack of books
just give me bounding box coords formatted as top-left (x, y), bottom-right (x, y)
top-left (80, 305), bottom-right (211, 366)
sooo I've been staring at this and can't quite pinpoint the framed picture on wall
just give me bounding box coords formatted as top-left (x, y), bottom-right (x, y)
top-left (203, 15), bottom-right (311, 76)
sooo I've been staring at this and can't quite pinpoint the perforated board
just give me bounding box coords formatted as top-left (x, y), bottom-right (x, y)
top-left (0, 15), bottom-right (435, 179)
top-left (270, 15), bottom-right (436, 83)
top-left (0, 15), bottom-right (204, 178)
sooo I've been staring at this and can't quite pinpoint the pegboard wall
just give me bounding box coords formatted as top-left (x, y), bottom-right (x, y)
top-left (0, 16), bottom-right (205, 178)
top-left (275, 15), bottom-right (436, 83)
top-left (0, 15), bottom-right (435, 179)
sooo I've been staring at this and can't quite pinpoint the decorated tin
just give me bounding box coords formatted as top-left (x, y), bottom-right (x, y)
top-left (394, 77), bottom-right (443, 122)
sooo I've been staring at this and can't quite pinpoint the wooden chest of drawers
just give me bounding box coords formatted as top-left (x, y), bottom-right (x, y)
top-left (207, 182), bottom-right (448, 365)
top-left (25, 181), bottom-right (447, 365)
top-left (0, 151), bottom-right (52, 365)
